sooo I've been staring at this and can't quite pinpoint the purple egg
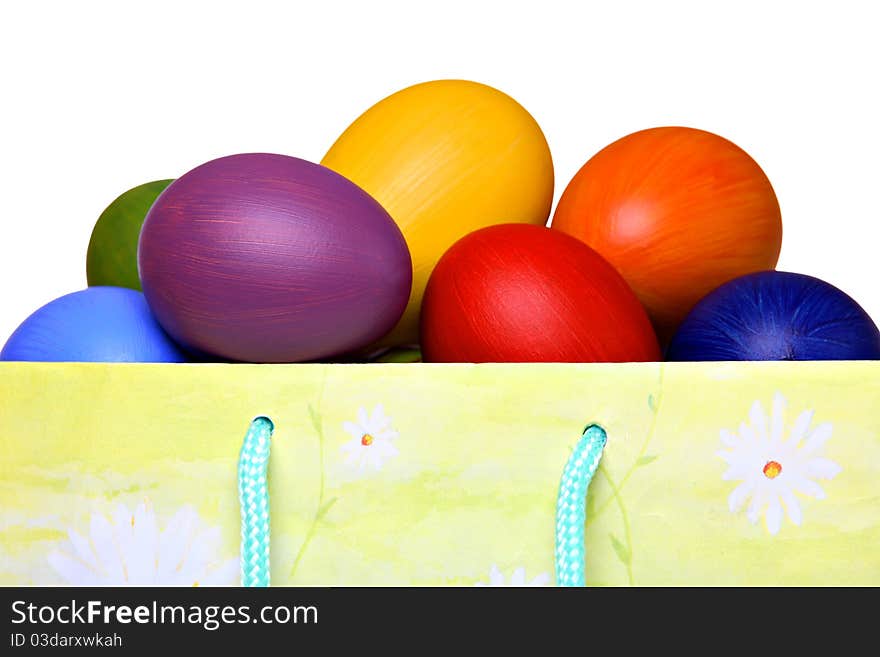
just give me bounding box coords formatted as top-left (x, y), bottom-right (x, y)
top-left (138, 153), bottom-right (412, 363)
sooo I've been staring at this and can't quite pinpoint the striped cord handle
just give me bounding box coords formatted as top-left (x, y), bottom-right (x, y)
top-left (555, 424), bottom-right (607, 587)
top-left (238, 416), bottom-right (275, 587)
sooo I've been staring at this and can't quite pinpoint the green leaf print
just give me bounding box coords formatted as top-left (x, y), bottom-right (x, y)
top-left (291, 401), bottom-right (330, 581)
top-left (610, 534), bottom-right (631, 565)
top-left (586, 480), bottom-right (599, 518)
top-left (316, 497), bottom-right (338, 521)
top-left (585, 366), bottom-right (664, 585)
top-left (308, 403), bottom-right (322, 435)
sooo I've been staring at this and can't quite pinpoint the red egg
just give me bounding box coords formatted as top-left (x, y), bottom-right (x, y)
top-left (420, 224), bottom-right (660, 362)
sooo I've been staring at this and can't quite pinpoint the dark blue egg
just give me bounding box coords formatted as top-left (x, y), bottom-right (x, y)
top-left (1, 287), bottom-right (187, 362)
top-left (667, 271), bottom-right (880, 361)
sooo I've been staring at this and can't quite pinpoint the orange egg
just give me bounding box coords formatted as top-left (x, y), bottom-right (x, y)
top-left (552, 127), bottom-right (782, 341)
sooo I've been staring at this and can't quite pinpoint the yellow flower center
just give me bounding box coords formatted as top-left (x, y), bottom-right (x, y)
top-left (361, 434), bottom-right (374, 446)
top-left (763, 460), bottom-right (782, 479)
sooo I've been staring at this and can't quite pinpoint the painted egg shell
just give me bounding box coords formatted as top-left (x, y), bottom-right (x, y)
top-left (138, 153), bottom-right (412, 363)
top-left (322, 79), bottom-right (554, 347)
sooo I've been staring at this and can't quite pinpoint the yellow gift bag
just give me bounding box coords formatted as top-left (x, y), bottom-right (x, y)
top-left (1, 361), bottom-right (878, 586)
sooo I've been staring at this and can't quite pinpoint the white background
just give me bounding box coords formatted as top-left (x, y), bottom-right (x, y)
top-left (1, 0), bottom-right (878, 344)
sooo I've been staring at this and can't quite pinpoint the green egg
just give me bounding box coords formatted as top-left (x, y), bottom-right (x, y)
top-left (371, 347), bottom-right (422, 363)
top-left (86, 179), bottom-right (174, 290)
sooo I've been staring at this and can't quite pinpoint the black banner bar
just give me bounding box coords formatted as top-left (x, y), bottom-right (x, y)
top-left (0, 586), bottom-right (870, 651)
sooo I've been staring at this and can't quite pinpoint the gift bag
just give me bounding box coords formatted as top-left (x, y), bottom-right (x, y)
top-left (1, 361), bottom-right (878, 586)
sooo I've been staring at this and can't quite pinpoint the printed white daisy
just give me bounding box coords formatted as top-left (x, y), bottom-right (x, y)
top-left (341, 404), bottom-right (400, 471)
top-left (47, 500), bottom-right (238, 586)
top-left (718, 392), bottom-right (842, 536)
top-left (475, 564), bottom-right (550, 587)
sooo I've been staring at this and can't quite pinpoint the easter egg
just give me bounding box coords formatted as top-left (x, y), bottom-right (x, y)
top-left (87, 179), bottom-right (174, 290)
top-left (322, 79), bottom-right (554, 347)
top-left (138, 153), bottom-right (412, 363)
top-left (371, 347), bottom-right (422, 363)
top-left (420, 224), bottom-right (660, 363)
top-left (0, 287), bottom-right (187, 362)
top-left (552, 127), bottom-right (782, 341)
top-left (667, 271), bottom-right (880, 361)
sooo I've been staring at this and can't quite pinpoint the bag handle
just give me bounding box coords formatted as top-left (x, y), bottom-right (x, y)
top-left (236, 418), bottom-right (606, 587)
top-left (555, 424), bottom-right (607, 587)
top-left (238, 416), bottom-right (275, 587)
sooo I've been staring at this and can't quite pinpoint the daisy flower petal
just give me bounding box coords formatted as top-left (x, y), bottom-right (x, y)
top-left (510, 568), bottom-right (526, 586)
top-left (749, 400), bottom-right (768, 441)
top-left (476, 565), bottom-right (548, 587)
top-left (721, 394), bottom-right (839, 536)
top-left (779, 488), bottom-right (802, 526)
top-left (341, 404), bottom-right (400, 475)
top-left (802, 423), bottom-right (833, 455)
top-left (805, 458), bottom-right (841, 480)
top-left (48, 551), bottom-right (101, 586)
top-left (790, 474), bottom-right (826, 500)
top-left (728, 480), bottom-right (755, 513)
top-left (765, 497), bottom-right (783, 535)
top-left (788, 409), bottom-right (814, 448)
top-left (89, 513), bottom-right (124, 582)
top-left (67, 528), bottom-right (97, 570)
top-left (46, 503), bottom-right (235, 586)
top-left (739, 422), bottom-right (757, 446)
top-left (746, 490), bottom-right (763, 525)
top-left (370, 404), bottom-right (386, 427)
top-left (530, 573), bottom-right (551, 586)
top-left (357, 407), bottom-right (369, 428)
top-left (343, 421), bottom-right (362, 439)
top-left (720, 429), bottom-right (739, 448)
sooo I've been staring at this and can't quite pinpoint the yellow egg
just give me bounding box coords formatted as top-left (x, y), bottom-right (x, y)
top-left (321, 79), bottom-right (554, 347)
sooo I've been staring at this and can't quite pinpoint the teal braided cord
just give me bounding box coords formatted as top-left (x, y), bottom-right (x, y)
top-left (238, 416), bottom-right (275, 587)
top-left (555, 424), bottom-right (607, 587)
